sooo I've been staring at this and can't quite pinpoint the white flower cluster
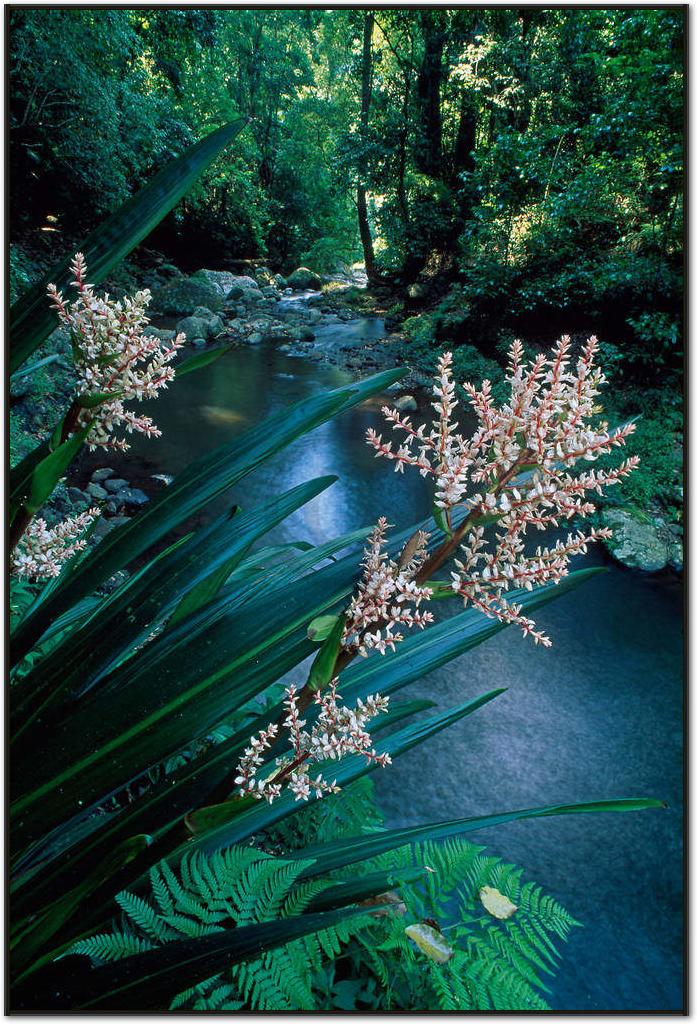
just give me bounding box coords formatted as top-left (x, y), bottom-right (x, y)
top-left (367, 338), bottom-right (639, 645)
top-left (235, 682), bottom-right (390, 803)
top-left (341, 517), bottom-right (434, 656)
top-left (11, 508), bottom-right (99, 580)
top-left (47, 253), bottom-right (185, 451)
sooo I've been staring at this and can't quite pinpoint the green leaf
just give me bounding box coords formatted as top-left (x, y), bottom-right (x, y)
top-left (307, 614), bottom-right (345, 691)
top-left (11, 367), bottom-right (405, 664)
top-left (17, 907), bottom-right (373, 1011)
top-left (11, 835), bottom-right (152, 976)
top-left (11, 426), bottom-right (92, 521)
top-left (337, 569), bottom-right (606, 709)
top-left (11, 477), bottom-right (340, 738)
top-left (433, 505), bottom-right (452, 536)
top-left (179, 691), bottom-right (506, 861)
top-left (307, 614), bottom-right (340, 643)
top-left (76, 390), bottom-right (123, 409)
top-left (175, 345), bottom-right (232, 378)
top-left (290, 799), bottom-right (666, 880)
top-left (9, 120), bottom-right (249, 373)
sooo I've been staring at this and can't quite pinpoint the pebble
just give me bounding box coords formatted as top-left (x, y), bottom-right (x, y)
top-left (86, 482), bottom-right (108, 500)
top-left (68, 486), bottom-right (89, 504)
top-left (117, 487), bottom-right (149, 508)
top-left (94, 515), bottom-right (131, 539)
top-left (104, 478), bottom-right (129, 494)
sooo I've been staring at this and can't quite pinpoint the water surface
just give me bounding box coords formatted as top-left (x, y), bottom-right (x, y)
top-left (98, 320), bottom-right (683, 1012)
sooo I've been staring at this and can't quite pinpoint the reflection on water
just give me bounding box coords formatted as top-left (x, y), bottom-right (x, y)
top-left (97, 331), bottom-right (683, 1012)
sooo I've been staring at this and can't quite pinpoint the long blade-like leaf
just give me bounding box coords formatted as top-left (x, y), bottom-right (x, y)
top-left (290, 798), bottom-right (666, 878)
top-left (10, 366), bottom-right (404, 663)
top-left (13, 907), bottom-right (371, 1011)
top-left (10, 120), bottom-right (248, 373)
top-left (178, 691), bottom-right (506, 861)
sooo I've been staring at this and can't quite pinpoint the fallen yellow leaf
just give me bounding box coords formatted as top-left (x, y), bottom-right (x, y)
top-left (479, 885), bottom-right (518, 920)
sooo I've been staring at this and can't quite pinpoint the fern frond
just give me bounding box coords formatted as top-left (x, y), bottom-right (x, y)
top-left (69, 932), bottom-right (153, 962)
top-left (114, 890), bottom-right (174, 942)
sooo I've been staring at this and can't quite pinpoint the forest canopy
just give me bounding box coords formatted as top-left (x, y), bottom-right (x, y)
top-left (10, 7), bottom-right (683, 365)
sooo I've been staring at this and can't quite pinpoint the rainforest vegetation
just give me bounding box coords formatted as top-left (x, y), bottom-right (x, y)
top-left (8, 7), bottom-right (683, 1013)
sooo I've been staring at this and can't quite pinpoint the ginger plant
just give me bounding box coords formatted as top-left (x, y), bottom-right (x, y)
top-left (237, 336), bottom-right (638, 803)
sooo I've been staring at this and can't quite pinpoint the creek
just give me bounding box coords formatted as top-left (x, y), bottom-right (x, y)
top-left (93, 304), bottom-right (683, 1012)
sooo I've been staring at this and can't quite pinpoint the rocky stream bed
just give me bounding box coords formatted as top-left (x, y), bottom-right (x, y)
top-left (14, 262), bottom-right (679, 576)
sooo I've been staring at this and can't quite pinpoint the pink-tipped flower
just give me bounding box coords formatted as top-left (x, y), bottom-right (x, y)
top-left (235, 682), bottom-right (390, 804)
top-left (47, 254), bottom-right (185, 451)
top-left (367, 338), bottom-right (638, 645)
top-left (11, 508), bottom-right (99, 580)
top-left (341, 517), bottom-right (434, 656)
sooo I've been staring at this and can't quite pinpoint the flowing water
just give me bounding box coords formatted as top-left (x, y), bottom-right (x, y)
top-left (96, 309), bottom-right (683, 1012)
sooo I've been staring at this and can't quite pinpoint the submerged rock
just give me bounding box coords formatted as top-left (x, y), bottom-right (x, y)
top-left (144, 326), bottom-right (176, 342)
top-left (393, 394), bottom-right (418, 412)
top-left (115, 487), bottom-right (149, 509)
top-left (104, 478), bottom-right (128, 494)
top-left (601, 508), bottom-right (673, 573)
top-left (86, 482), bottom-right (108, 501)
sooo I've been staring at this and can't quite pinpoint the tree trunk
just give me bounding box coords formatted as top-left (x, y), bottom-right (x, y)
top-left (357, 12), bottom-right (377, 282)
top-left (415, 11), bottom-right (446, 177)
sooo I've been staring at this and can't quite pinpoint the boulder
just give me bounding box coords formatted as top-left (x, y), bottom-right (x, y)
top-left (206, 314), bottom-right (225, 337)
top-left (393, 395), bottom-right (418, 412)
top-left (668, 540), bottom-right (684, 574)
top-left (254, 266), bottom-right (275, 286)
top-left (294, 327), bottom-right (316, 342)
top-left (144, 327), bottom-right (176, 342)
top-left (600, 508), bottom-right (671, 573)
top-left (261, 286), bottom-right (281, 299)
top-left (287, 267), bottom-right (321, 290)
top-left (91, 468), bottom-right (114, 483)
top-left (193, 306), bottom-right (215, 319)
top-left (149, 277), bottom-right (222, 315)
top-left (176, 316), bottom-right (211, 344)
top-left (68, 487), bottom-right (90, 506)
top-left (273, 273), bottom-right (288, 289)
top-left (192, 270), bottom-right (259, 296)
top-left (247, 332), bottom-right (263, 345)
top-left (94, 517), bottom-right (120, 539)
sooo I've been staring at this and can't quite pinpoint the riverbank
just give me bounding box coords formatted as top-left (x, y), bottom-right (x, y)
top-left (9, 259), bottom-right (682, 575)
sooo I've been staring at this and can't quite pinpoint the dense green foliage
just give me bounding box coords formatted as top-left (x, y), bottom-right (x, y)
top-left (11, 8), bottom-right (683, 362)
top-left (9, 341), bottom-right (659, 1009)
top-left (8, 8), bottom-right (678, 1011)
top-left (70, 779), bottom-right (580, 1011)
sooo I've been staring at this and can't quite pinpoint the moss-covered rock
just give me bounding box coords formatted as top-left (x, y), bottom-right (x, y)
top-left (175, 315), bottom-right (211, 343)
top-left (150, 277), bottom-right (223, 315)
top-left (600, 507), bottom-right (674, 573)
top-left (192, 269), bottom-right (260, 296)
top-left (287, 267), bottom-right (321, 290)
